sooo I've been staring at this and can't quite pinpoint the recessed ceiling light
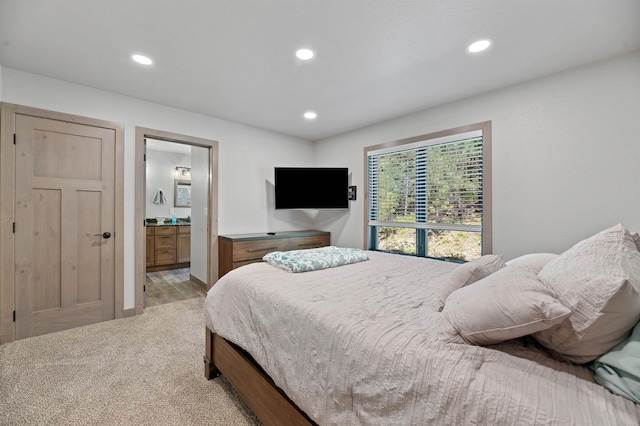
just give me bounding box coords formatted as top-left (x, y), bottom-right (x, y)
top-left (304, 111), bottom-right (317, 120)
top-left (467, 39), bottom-right (492, 53)
top-left (296, 48), bottom-right (315, 60)
top-left (132, 54), bottom-right (153, 65)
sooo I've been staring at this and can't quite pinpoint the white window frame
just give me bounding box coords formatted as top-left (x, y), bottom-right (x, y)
top-left (363, 121), bottom-right (492, 258)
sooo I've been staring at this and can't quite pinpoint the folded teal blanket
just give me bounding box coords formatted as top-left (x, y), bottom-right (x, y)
top-left (591, 321), bottom-right (640, 404)
top-left (262, 246), bottom-right (369, 273)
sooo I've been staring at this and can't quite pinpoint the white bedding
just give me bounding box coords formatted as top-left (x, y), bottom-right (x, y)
top-left (204, 251), bottom-right (640, 425)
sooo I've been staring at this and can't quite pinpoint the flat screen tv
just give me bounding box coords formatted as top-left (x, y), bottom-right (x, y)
top-left (275, 167), bottom-right (349, 209)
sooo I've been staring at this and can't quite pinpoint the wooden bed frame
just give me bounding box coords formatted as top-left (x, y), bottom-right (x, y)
top-left (204, 327), bottom-right (315, 426)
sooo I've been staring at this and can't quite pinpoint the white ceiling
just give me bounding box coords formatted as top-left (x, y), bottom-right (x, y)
top-left (1, 0), bottom-right (639, 141)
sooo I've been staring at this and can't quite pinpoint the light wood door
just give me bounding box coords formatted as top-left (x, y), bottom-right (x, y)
top-left (14, 114), bottom-right (116, 338)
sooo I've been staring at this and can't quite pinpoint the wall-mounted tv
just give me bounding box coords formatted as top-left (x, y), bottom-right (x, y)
top-left (275, 167), bottom-right (349, 209)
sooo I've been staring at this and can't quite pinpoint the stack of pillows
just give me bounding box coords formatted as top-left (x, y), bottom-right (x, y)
top-left (439, 223), bottom-right (640, 365)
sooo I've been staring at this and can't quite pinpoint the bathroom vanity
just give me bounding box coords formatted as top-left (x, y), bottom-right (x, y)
top-left (146, 222), bottom-right (191, 272)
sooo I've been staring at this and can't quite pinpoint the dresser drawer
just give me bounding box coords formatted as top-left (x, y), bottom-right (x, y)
top-left (289, 235), bottom-right (331, 250)
top-left (231, 259), bottom-right (263, 270)
top-left (155, 234), bottom-right (176, 250)
top-left (155, 226), bottom-right (176, 236)
top-left (155, 249), bottom-right (176, 265)
top-left (232, 239), bottom-right (290, 262)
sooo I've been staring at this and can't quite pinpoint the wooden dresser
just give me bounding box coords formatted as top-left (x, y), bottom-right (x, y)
top-left (218, 230), bottom-right (330, 278)
top-left (146, 224), bottom-right (191, 272)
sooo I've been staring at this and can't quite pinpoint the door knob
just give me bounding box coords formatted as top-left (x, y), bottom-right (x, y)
top-left (94, 232), bottom-right (112, 239)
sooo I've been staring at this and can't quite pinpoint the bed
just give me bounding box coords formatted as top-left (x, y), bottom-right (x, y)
top-left (204, 224), bottom-right (640, 425)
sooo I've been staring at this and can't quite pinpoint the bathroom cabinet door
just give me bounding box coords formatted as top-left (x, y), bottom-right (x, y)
top-left (177, 227), bottom-right (191, 263)
top-left (146, 228), bottom-right (155, 267)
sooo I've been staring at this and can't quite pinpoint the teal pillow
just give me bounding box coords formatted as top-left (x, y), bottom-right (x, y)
top-left (263, 246), bottom-right (369, 273)
top-left (591, 321), bottom-right (640, 404)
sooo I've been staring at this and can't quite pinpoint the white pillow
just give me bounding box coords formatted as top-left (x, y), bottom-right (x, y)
top-left (440, 255), bottom-right (505, 309)
top-left (505, 253), bottom-right (558, 274)
top-left (534, 224), bottom-right (640, 363)
top-left (440, 265), bottom-right (571, 346)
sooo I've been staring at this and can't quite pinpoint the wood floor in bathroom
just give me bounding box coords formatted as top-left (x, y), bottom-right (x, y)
top-left (145, 267), bottom-right (206, 308)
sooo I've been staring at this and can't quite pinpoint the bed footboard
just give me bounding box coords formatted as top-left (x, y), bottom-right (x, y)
top-left (204, 327), bottom-right (315, 426)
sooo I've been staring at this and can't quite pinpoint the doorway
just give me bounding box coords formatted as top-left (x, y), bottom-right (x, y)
top-left (134, 128), bottom-right (218, 315)
top-left (144, 138), bottom-right (205, 307)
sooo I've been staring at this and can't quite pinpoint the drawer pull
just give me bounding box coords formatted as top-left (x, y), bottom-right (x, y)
top-left (296, 243), bottom-right (317, 247)
top-left (248, 246), bottom-right (278, 252)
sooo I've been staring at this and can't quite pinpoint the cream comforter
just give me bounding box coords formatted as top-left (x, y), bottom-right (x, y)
top-left (204, 251), bottom-right (640, 425)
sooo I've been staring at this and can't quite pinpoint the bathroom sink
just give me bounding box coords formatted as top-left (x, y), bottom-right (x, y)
top-left (146, 217), bottom-right (190, 225)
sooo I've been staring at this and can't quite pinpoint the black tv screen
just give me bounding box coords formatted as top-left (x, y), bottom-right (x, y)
top-left (275, 167), bottom-right (349, 209)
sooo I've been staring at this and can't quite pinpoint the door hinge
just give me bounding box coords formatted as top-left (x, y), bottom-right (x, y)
top-left (144, 154), bottom-right (146, 162)
top-left (13, 134), bottom-right (16, 145)
top-left (143, 285), bottom-right (146, 292)
top-left (13, 311), bottom-right (16, 322)
top-left (12, 222), bottom-right (15, 233)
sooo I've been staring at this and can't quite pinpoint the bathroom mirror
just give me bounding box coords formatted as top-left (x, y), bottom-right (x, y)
top-left (174, 180), bottom-right (191, 207)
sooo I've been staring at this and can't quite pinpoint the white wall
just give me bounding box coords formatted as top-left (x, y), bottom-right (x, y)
top-left (3, 50), bottom-right (639, 308)
top-left (0, 68), bottom-right (315, 309)
top-left (145, 148), bottom-right (191, 218)
top-left (146, 149), bottom-right (192, 220)
top-left (313, 51), bottom-right (640, 260)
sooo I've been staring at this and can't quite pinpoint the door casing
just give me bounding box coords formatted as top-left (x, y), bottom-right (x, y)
top-left (134, 127), bottom-right (219, 314)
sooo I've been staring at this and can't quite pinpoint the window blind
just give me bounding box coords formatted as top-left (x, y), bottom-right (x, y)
top-left (368, 136), bottom-right (483, 232)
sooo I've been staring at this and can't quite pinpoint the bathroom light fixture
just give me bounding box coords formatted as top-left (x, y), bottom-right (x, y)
top-left (296, 48), bottom-right (315, 60)
top-left (175, 166), bottom-right (191, 176)
top-left (467, 39), bottom-right (492, 53)
top-left (132, 54), bottom-right (153, 65)
top-left (304, 111), bottom-right (317, 120)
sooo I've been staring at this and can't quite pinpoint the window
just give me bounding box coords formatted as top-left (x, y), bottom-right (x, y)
top-left (365, 122), bottom-right (491, 261)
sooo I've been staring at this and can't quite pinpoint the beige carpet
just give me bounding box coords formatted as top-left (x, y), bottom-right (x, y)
top-left (0, 297), bottom-right (260, 425)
